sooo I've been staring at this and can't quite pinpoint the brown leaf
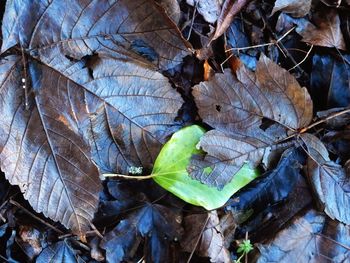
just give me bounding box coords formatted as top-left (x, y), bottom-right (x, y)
top-left (181, 211), bottom-right (231, 263)
top-left (299, 9), bottom-right (346, 50)
top-left (211, 0), bottom-right (252, 41)
top-left (271, 0), bottom-right (312, 18)
top-left (0, 0), bottom-right (188, 236)
top-left (190, 55), bottom-right (312, 188)
top-left (302, 134), bottom-right (350, 224)
top-left (256, 209), bottom-right (350, 262)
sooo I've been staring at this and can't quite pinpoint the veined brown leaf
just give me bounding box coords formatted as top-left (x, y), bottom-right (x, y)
top-left (190, 54), bottom-right (313, 188)
top-left (0, 0), bottom-right (189, 236)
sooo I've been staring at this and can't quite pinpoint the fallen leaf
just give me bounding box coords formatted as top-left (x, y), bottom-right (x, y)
top-left (302, 133), bottom-right (350, 224)
top-left (152, 125), bottom-right (259, 210)
top-left (307, 157), bottom-right (350, 225)
top-left (211, 0), bottom-right (253, 41)
top-left (36, 240), bottom-right (83, 263)
top-left (0, 0), bottom-right (189, 236)
top-left (190, 54), bottom-right (312, 188)
top-left (181, 211), bottom-right (231, 263)
top-left (271, 0), bottom-right (312, 18)
top-left (101, 203), bottom-right (183, 263)
top-left (256, 210), bottom-right (350, 262)
top-left (310, 53), bottom-right (350, 110)
top-left (299, 9), bottom-right (346, 50)
top-left (226, 149), bottom-right (303, 218)
top-left (186, 0), bottom-right (221, 23)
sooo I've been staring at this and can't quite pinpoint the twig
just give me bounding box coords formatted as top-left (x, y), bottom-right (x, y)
top-left (9, 199), bottom-right (64, 234)
top-left (187, 0), bottom-right (199, 41)
top-left (300, 108), bottom-right (350, 133)
top-left (186, 214), bottom-right (210, 263)
top-left (225, 26), bottom-right (295, 52)
top-left (288, 45), bottom-right (314, 71)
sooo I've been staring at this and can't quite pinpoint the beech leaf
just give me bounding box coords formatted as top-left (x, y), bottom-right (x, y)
top-left (0, 0), bottom-right (189, 236)
top-left (190, 54), bottom-right (313, 188)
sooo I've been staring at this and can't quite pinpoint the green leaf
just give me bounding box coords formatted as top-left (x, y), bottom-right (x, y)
top-left (152, 125), bottom-right (259, 210)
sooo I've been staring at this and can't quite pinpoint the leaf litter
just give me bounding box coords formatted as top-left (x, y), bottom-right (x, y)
top-left (0, 0), bottom-right (350, 262)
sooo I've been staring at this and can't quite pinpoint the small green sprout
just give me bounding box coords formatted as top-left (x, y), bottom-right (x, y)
top-left (234, 235), bottom-right (254, 263)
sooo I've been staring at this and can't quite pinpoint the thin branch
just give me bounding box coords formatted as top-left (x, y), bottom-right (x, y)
top-left (289, 45), bottom-right (314, 71)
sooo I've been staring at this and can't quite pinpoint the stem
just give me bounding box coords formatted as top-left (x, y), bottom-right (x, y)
top-left (102, 173), bottom-right (156, 180)
top-left (302, 108), bottom-right (350, 132)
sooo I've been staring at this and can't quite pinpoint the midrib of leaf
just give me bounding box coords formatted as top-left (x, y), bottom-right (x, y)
top-left (28, 55), bottom-right (165, 143)
top-left (34, 96), bottom-right (83, 235)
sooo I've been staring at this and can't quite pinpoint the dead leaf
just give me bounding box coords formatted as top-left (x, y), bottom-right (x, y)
top-left (181, 211), bottom-right (231, 263)
top-left (36, 240), bottom-right (84, 262)
top-left (186, 0), bottom-right (222, 23)
top-left (302, 133), bottom-right (350, 225)
top-left (189, 54), bottom-right (313, 188)
top-left (271, 0), bottom-right (312, 18)
top-left (256, 209), bottom-right (350, 262)
top-left (211, 0), bottom-right (253, 41)
top-left (299, 9), bottom-right (346, 50)
top-left (0, 0), bottom-right (189, 236)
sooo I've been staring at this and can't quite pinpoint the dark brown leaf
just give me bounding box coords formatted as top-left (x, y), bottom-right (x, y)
top-left (256, 210), bottom-right (350, 262)
top-left (302, 133), bottom-right (350, 224)
top-left (190, 55), bottom-right (312, 188)
top-left (0, 0), bottom-right (188, 236)
top-left (181, 211), bottom-right (230, 263)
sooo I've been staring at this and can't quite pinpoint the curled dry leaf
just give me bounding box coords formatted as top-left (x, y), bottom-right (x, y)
top-left (0, 0), bottom-right (190, 236)
top-left (271, 0), bottom-right (312, 18)
top-left (189, 54), bottom-right (313, 188)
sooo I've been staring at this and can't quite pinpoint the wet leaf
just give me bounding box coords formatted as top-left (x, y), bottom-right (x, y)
top-left (36, 240), bottom-right (83, 263)
top-left (310, 53), bottom-right (350, 110)
top-left (101, 203), bottom-right (182, 263)
top-left (226, 149), bottom-right (303, 218)
top-left (152, 125), bottom-right (259, 210)
top-left (0, 0), bottom-right (189, 236)
top-left (190, 54), bottom-right (312, 188)
top-left (181, 211), bottom-right (231, 263)
top-left (256, 210), bottom-right (350, 262)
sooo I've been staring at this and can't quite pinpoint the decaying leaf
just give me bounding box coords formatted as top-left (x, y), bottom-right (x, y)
top-left (310, 53), bottom-right (350, 110)
top-left (271, 0), bottom-right (312, 18)
top-left (181, 211), bottom-right (231, 263)
top-left (299, 9), bottom-right (346, 50)
top-left (186, 0), bottom-right (222, 23)
top-left (303, 133), bottom-right (350, 225)
top-left (0, 0), bottom-right (190, 236)
top-left (101, 203), bottom-right (183, 263)
top-left (227, 148), bottom-right (303, 218)
top-left (256, 210), bottom-right (350, 262)
top-left (189, 54), bottom-right (313, 188)
top-left (36, 240), bottom-right (83, 263)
